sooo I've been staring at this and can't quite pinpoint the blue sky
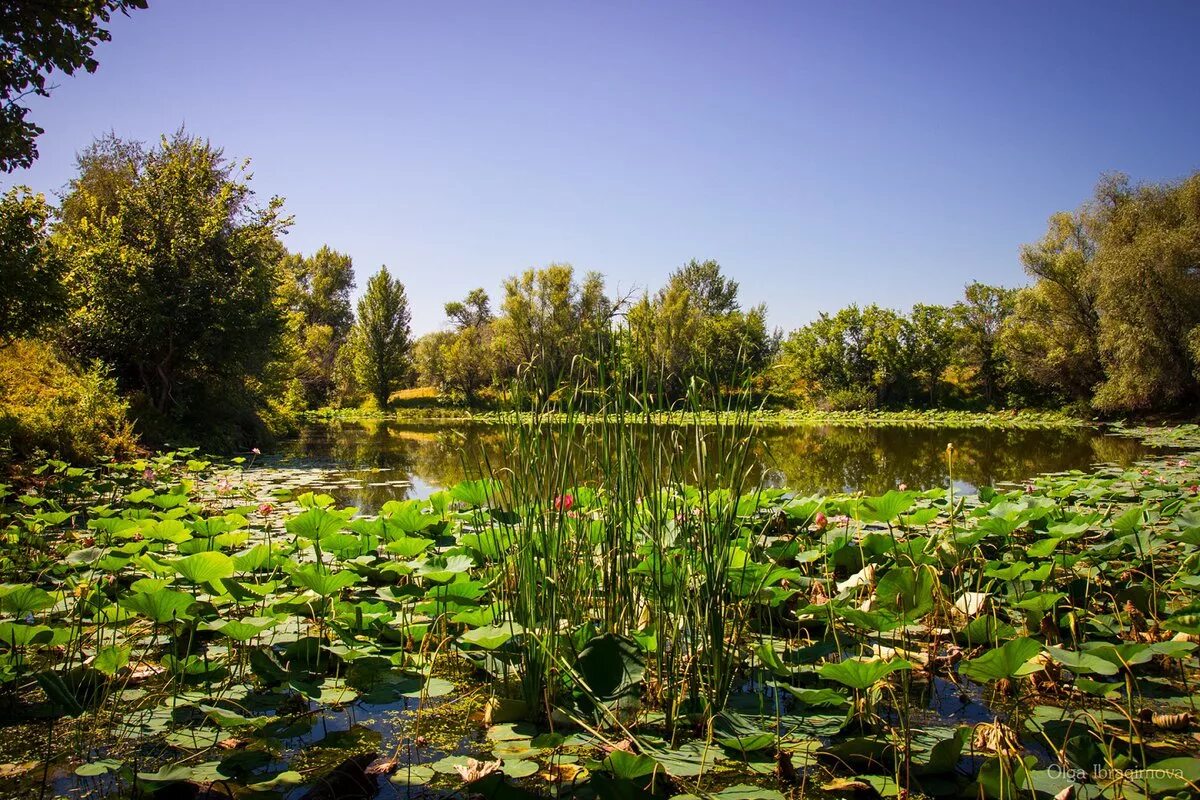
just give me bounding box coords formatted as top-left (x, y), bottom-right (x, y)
top-left (10, 1), bottom-right (1200, 335)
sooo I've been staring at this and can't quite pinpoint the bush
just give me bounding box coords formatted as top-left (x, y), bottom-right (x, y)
top-left (819, 387), bottom-right (877, 411)
top-left (127, 376), bottom-right (300, 454)
top-left (0, 339), bottom-right (138, 463)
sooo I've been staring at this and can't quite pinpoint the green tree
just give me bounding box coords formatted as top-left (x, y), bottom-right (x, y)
top-left (1, 0), bottom-right (147, 171)
top-left (444, 287), bottom-right (492, 329)
top-left (777, 306), bottom-right (871, 408)
top-left (628, 260), bottom-right (769, 399)
top-left (280, 246), bottom-right (356, 406)
top-left (282, 246), bottom-right (355, 333)
top-left (777, 304), bottom-right (924, 409)
top-left (352, 266), bottom-right (412, 408)
top-left (672, 258), bottom-right (739, 316)
top-left (1090, 172), bottom-right (1200, 411)
top-left (903, 303), bottom-right (955, 406)
top-left (56, 132), bottom-right (289, 424)
top-left (414, 330), bottom-right (453, 390)
top-left (952, 282), bottom-right (1015, 405)
top-left (627, 279), bottom-right (703, 398)
top-left (1001, 195), bottom-right (1106, 403)
top-left (441, 289), bottom-right (495, 402)
top-left (414, 289), bottom-right (496, 404)
top-left (0, 186), bottom-right (65, 340)
top-left (491, 264), bottom-right (614, 395)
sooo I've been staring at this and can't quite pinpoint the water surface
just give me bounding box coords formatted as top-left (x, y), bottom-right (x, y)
top-left (274, 420), bottom-right (1154, 512)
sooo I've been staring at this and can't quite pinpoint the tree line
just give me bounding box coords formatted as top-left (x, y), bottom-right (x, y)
top-left (414, 171), bottom-right (1200, 417)
top-left (2, 129), bottom-right (1199, 455)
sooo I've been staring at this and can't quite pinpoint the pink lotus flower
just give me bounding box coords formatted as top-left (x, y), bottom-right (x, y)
top-left (258, 502), bottom-right (274, 516)
top-left (554, 494), bottom-right (574, 512)
top-left (1179, 459), bottom-right (1190, 468)
top-left (251, 447), bottom-right (261, 455)
top-left (143, 468), bottom-right (155, 483)
top-left (898, 483), bottom-right (908, 492)
top-left (813, 512), bottom-right (828, 530)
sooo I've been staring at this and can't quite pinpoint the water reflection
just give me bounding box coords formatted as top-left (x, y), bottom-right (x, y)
top-left (274, 420), bottom-right (1153, 513)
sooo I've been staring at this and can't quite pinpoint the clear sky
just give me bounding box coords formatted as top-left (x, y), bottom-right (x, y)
top-left (9, 1), bottom-right (1200, 335)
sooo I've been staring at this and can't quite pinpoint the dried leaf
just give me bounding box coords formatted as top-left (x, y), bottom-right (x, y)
top-left (1151, 712), bottom-right (1194, 730)
top-left (540, 763), bottom-right (587, 783)
top-left (454, 758), bottom-right (503, 782)
top-left (366, 757), bottom-right (399, 776)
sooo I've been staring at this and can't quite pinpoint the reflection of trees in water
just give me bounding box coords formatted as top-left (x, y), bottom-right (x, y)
top-left (286, 422), bottom-right (1153, 508)
top-left (758, 426), bottom-right (1151, 495)
top-left (652, 425), bottom-right (1147, 494)
top-left (285, 421), bottom-right (510, 511)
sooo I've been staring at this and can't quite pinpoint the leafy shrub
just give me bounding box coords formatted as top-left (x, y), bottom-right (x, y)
top-left (819, 386), bottom-right (877, 411)
top-left (0, 339), bottom-right (138, 462)
top-left (128, 376), bottom-right (299, 453)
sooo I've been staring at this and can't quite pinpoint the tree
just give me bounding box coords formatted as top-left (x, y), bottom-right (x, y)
top-left (0, 186), bottom-right (65, 340)
top-left (952, 282), bottom-right (1015, 405)
top-left (352, 266), bottom-right (412, 408)
top-left (414, 289), bottom-right (496, 404)
top-left (776, 304), bottom-right (915, 409)
top-left (440, 289), bottom-right (494, 402)
top-left (627, 278), bottom-right (704, 397)
top-left (491, 264), bottom-right (615, 395)
top-left (627, 259), bottom-right (768, 399)
top-left (444, 287), bottom-right (492, 330)
top-left (280, 246), bottom-right (356, 406)
top-left (903, 303), bottom-right (955, 406)
top-left (1, 0), bottom-right (147, 171)
top-left (777, 306), bottom-right (867, 408)
top-left (1001, 194), bottom-right (1106, 403)
top-left (1090, 172), bottom-right (1200, 411)
top-left (56, 131), bottom-right (289, 421)
top-left (697, 303), bottom-right (773, 389)
top-left (281, 246), bottom-right (355, 333)
top-left (671, 258), bottom-right (739, 316)
top-left (1002, 170), bottom-right (1200, 412)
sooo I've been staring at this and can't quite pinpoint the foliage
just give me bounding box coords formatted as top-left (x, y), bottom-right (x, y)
top-left (1002, 205), bottom-right (1103, 403)
top-left (279, 246), bottom-right (356, 407)
top-left (0, 186), bottom-right (65, 340)
top-left (0, 338), bottom-right (136, 462)
top-left (55, 131), bottom-right (290, 443)
top-left (351, 266), bottom-right (412, 408)
top-left (0, 0), bottom-right (147, 171)
top-left (491, 264), bottom-right (615, 398)
top-left (416, 289), bottom-right (496, 403)
top-left (1005, 171), bottom-right (1200, 413)
top-left (2, 418), bottom-right (1199, 798)
top-left (777, 301), bottom-right (964, 410)
top-left (1091, 172), bottom-right (1200, 411)
top-left (952, 281), bottom-right (1015, 406)
top-left (626, 259), bottom-right (772, 399)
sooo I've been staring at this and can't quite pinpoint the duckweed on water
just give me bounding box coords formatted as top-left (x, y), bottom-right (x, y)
top-left (1, 426), bottom-right (1199, 800)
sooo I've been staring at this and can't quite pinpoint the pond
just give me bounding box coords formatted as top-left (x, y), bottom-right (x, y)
top-left (3, 425), bottom-right (1198, 800)
top-left (273, 419), bottom-right (1156, 512)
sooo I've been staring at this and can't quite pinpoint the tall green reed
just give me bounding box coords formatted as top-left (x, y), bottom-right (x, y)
top-left (472, 336), bottom-right (770, 732)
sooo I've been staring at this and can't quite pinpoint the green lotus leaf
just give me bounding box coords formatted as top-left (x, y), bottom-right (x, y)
top-left (959, 637), bottom-right (1043, 683)
top-left (1044, 646), bottom-right (1120, 676)
top-left (460, 623), bottom-right (524, 650)
top-left (0, 584), bottom-right (55, 616)
top-left (285, 507), bottom-right (346, 540)
top-left (119, 589), bottom-right (196, 623)
top-left (173, 551), bottom-right (235, 583)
